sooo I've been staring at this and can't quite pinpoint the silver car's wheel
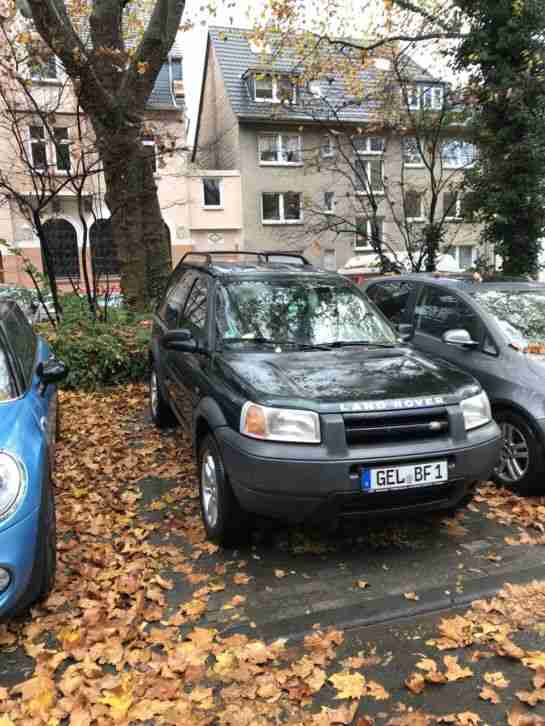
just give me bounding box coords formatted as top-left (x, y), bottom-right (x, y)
top-left (495, 422), bottom-right (530, 483)
top-left (201, 452), bottom-right (219, 529)
top-left (150, 370), bottom-right (159, 419)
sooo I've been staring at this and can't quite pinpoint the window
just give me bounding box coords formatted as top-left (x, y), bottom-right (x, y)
top-left (406, 84), bottom-right (444, 111)
top-left (367, 281), bottom-right (415, 325)
top-left (30, 125), bottom-right (47, 169)
top-left (353, 136), bottom-right (384, 154)
top-left (54, 127), bottom-right (71, 172)
top-left (324, 191), bottom-right (335, 213)
top-left (323, 249), bottom-right (336, 270)
top-left (253, 73), bottom-right (296, 104)
top-left (354, 158), bottom-right (384, 194)
top-left (159, 270), bottom-right (194, 329)
top-left (443, 190), bottom-right (468, 220)
top-left (42, 219), bottom-right (79, 280)
top-left (143, 136), bottom-right (157, 173)
top-left (0, 344), bottom-right (15, 401)
top-left (402, 137), bottom-right (423, 166)
top-left (321, 134), bottom-right (336, 158)
top-left (458, 245), bottom-right (476, 270)
top-left (4, 306), bottom-right (37, 388)
top-left (258, 133), bottom-right (302, 164)
top-left (441, 140), bottom-right (476, 168)
top-left (182, 276), bottom-right (209, 335)
top-left (354, 217), bottom-right (383, 250)
top-left (405, 190), bottom-right (424, 221)
top-left (262, 192), bottom-right (302, 224)
top-left (202, 178), bottom-right (222, 208)
top-left (308, 80), bottom-right (322, 97)
top-left (90, 219), bottom-right (120, 277)
top-left (415, 285), bottom-right (480, 341)
top-left (30, 55), bottom-right (57, 81)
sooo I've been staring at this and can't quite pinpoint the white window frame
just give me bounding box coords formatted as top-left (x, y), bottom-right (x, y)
top-left (405, 191), bottom-right (425, 222)
top-left (441, 140), bottom-right (477, 169)
top-left (308, 80), bottom-right (322, 98)
top-left (28, 124), bottom-right (71, 175)
top-left (354, 217), bottom-right (383, 251)
top-left (321, 133), bottom-right (336, 159)
top-left (142, 137), bottom-right (158, 174)
top-left (402, 136), bottom-right (424, 167)
top-left (202, 177), bottom-right (223, 209)
top-left (354, 158), bottom-right (384, 195)
top-left (261, 192), bottom-right (303, 225)
top-left (253, 74), bottom-right (297, 104)
top-left (324, 191), bottom-right (335, 214)
top-left (258, 133), bottom-right (303, 166)
top-left (456, 245), bottom-right (476, 270)
top-left (30, 56), bottom-right (60, 83)
top-left (444, 190), bottom-right (464, 220)
top-left (406, 84), bottom-right (444, 111)
top-left (353, 136), bottom-right (385, 155)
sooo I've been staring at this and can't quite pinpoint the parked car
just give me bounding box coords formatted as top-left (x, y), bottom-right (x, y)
top-left (149, 252), bottom-right (502, 546)
top-left (0, 301), bottom-right (67, 619)
top-left (364, 274), bottom-right (545, 494)
top-left (0, 285), bottom-right (55, 325)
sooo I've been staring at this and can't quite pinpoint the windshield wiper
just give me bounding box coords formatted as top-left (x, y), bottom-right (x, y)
top-left (325, 340), bottom-right (397, 348)
top-left (222, 337), bottom-right (332, 350)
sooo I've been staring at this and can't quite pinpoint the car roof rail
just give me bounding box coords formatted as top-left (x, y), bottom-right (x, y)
top-left (180, 251), bottom-right (311, 267)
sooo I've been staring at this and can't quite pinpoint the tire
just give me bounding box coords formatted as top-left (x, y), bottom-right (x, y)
top-left (149, 364), bottom-right (176, 429)
top-left (198, 433), bottom-right (250, 547)
top-left (493, 410), bottom-right (544, 495)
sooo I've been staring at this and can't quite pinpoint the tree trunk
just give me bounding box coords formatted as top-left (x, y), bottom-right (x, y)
top-left (98, 128), bottom-right (170, 311)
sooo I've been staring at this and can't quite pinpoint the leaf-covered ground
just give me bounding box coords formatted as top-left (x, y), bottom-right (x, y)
top-left (2, 386), bottom-right (545, 724)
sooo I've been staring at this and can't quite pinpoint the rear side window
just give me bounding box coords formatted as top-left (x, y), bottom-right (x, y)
top-left (415, 285), bottom-right (481, 342)
top-left (367, 281), bottom-right (415, 325)
top-left (158, 269), bottom-right (194, 329)
top-left (3, 307), bottom-right (36, 388)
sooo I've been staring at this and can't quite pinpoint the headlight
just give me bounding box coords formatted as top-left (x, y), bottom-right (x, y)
top-left (240, 402), bottom-right (321, 443)
top-left (0, 453), bottom-right (26, 521)
top-left (460, 391), bottom-right (492, 431)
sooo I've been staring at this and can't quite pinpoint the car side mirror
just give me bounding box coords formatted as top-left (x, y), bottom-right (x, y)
top-left (37, 359), bottom-right (68, 391)
top-left (397, 323), bottom-right (414, 342)
top-left (442, 329), bottom-right (478, 349)
top-left (161, 329), bottom-right (197, 352)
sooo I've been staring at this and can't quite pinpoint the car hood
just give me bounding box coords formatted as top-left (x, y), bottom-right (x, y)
top-left (218, 346), bottom-right (480, 413)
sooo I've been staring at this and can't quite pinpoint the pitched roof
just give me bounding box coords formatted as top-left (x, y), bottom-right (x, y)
top-left (207, 25), bottom-right (440, 124)
top-left (147, 55), bottom-right (183, 110)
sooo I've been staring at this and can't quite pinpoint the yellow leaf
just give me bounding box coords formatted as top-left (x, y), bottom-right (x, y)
top-left (99, 691), bottom-right (133, 721)
top-left (357, 580), bottom-right (369, 589)
top-left (404, 591), bottom-right (419, 601)
top-left (274, 569), bottom-right (287, 578)
top-left (329, 671), bottom-right (366, 699)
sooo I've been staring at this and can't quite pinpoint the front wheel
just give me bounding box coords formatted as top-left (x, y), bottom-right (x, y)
top-left (493, 410), bottom-right (543, 495)
top-left (198, 434), bottom-right (250, 547)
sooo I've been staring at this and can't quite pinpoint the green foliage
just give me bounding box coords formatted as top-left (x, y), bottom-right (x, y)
top-left (453, 0), bottom-right (545, 276)
top-left (43, 294), bottom-right (151, 391)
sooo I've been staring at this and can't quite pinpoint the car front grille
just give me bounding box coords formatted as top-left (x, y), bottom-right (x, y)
top-left (343, 406), bottom-right (450, 447)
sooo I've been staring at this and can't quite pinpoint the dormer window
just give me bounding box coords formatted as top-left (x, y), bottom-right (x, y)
top-left (406, 83), bottom-right (444, 111)
top-left (252, 72), bottom-right (296, 104)
top-left (30, 55), bottom-right (58, 82)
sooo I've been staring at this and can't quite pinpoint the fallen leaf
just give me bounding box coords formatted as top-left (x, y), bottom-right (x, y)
top-left (357, 581), bottom-right (369, 589)
top-left (274, 569), bottom-right (287, 578)
top-left (405, 672), bottom-right (426, 694)
top-left (404, 592), bottom-right (419, 601)
top-left (480, 686), bottom-right (500, 704)
top-left (329, 671), bottom-right (366, 699)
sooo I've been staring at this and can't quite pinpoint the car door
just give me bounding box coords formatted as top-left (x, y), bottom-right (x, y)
top-left (366, 280), bottom-right (418, 328)
top-left (412, 283), bottom-right (497, 382)
top-left (3, 304), bottom-right (55, 450)
top-left (168, 274), bottom-right (212, 428)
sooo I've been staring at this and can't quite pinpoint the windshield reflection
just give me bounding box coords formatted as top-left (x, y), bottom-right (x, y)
top-left (216, 279), bottom-right (396, 348)
top-left (474, 289), bottom-right (545, 346)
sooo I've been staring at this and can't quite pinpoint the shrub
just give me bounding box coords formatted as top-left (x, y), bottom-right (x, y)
top-left (43, 295), bottom-right (151, 390)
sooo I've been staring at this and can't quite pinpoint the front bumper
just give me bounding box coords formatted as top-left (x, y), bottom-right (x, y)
top-left (217, 420), bottom-right (502, 524)
top-left (0, 506), bottom-right (40, 619)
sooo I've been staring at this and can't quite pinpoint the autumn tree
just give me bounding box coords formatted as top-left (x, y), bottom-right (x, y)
top-left (13, 0), bottom-right (185, 310)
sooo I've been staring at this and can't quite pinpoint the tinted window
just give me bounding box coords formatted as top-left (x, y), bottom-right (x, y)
top-left (415, 286), bottom-right (481, 341)
top-left (367, 281), bottom-right (414, 325)
top-left (4, 307), bottom-right (37, 387)
top-left (159, 270), bottom-right (194, 329)
top-left (0, 343), bottom-right (14, 400)
top-left (181, 277), bottom-right (209, 337)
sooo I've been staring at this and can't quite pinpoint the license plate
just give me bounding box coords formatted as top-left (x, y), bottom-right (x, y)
top-left (361, 460), bottom-right (448, 492)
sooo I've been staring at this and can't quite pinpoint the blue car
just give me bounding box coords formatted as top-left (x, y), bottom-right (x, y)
top-left (0, 300), bottom-right (67, 619)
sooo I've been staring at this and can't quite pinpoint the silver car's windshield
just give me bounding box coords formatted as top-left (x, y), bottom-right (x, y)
top-left (217, 279), bottom-right (397, 348)
top-left (473, 288), bottom-right (545, 347)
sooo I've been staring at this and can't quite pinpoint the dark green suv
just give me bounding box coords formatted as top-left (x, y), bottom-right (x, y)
top-left (149, 252), bottom-right (502, 546)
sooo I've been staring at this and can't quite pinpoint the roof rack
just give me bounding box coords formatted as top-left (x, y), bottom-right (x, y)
top-left (180, 251), bottom-right (310, 266)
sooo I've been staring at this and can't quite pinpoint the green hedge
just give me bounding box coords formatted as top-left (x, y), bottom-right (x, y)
top-left (43, 295), bottom-right (151, 390)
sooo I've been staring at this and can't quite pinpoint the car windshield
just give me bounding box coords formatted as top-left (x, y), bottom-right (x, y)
top-left (217, 278), bottom-right (397, 348)
top-left (0, 343), bottom-right (14, 401)
top-left (473, 288), bottom-right (545, 347)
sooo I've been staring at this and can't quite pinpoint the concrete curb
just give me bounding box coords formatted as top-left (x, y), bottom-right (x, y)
top-left (222, 560), bottom-right (545, 642)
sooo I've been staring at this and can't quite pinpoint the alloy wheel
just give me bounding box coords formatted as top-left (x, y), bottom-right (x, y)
top-left (201, 452), bottom-right (219, 528)
top-left (495, 422), bottom-right (530, 483)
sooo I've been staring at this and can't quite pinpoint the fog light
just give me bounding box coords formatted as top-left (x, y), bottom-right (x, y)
top-left (0, 567), bottom-right (10, 593)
